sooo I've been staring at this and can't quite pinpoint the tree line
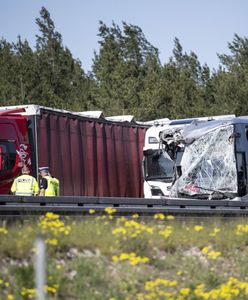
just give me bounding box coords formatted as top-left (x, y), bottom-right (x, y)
top-left (1, 7), bottom-right (248, 121)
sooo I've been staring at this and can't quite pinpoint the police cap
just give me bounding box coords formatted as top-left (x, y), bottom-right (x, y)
top-left (39, 166), bottom-right (49, 173)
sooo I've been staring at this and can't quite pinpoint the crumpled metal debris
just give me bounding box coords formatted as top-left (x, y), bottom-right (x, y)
top-left (160, 120), bottom-right (238, 198)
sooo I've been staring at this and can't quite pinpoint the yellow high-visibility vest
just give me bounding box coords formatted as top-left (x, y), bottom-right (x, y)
top-left (53, 177), bottom-right (60, 196)
top-left (44, 175), bottom-right (57, 196)
top-left (11, 174), bottom-right (39, 196)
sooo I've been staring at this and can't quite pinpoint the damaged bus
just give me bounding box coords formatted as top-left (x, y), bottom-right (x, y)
top-left (143, 115), bottom-right (234, 198)
top-left (160, 117), bottom-right (248, 200)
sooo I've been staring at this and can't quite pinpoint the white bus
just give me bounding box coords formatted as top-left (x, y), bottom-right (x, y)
top-left (143, 115), bottom-right (235, 198)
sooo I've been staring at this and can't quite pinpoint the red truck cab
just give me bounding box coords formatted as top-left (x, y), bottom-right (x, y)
top-left (0, 108), bottom-right (31, 194)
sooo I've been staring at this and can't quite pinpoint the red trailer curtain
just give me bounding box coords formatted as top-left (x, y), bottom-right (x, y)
top-left (37, 110), bottom-right (147, 197)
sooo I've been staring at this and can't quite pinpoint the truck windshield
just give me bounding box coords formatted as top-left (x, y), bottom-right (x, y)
top-left (0, 141), bottom-right (16, 172)
top-left (144, 151), bottom-right (174, 180)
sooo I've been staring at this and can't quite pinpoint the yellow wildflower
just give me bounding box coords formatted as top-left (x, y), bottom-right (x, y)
top-left (21, 287), bottom-right (36, 298)
top-left (117, 216), bottom-right (127, 223)
top-left (112, 220), bottom-right (153, 238)
top-left (207, 251), bottom-right (222, 260)
top-left (119, 253), bottom-right (130, 260)
top-left (89, 209), bottom-right (95, 214)
top-left (145, 278), bottom-right (178, 290)
top-left (194, 225), bottom-right (204, 232)
top-left (0, 227), bottom-right (8, 235)
top-left (47, 286), bottom-right (57, 294)
top-left (45, 238), bottom-right (58, 246)
top-left (210, 227), bottom-right (221, 237)
top-left (202, 246), bottom-right (209, 254)
top-left (112, 255), bottom-right (119, 262)
top-left (45, 212), bottom-right (59, 219)
top-left (159, 226), bottom-right (173, 239)
top-left (154, 213), bottom-right (165, 220)
top-left (213, 227), bottom-right (221, 233)
top-left (112, 227), bottom-right (127, 235)
top-left (180, 288), bottom-right (190, 296)
top-left (146, 227), bottom-right (154, 234)
top-left (112, 252), bottom-right (149, 266)
top-left (132, 213), bottom-right (139, 219)
top-left (38, 213), bottom-right (71, 239)
top-left (235, 224), bottom-right (248, 236)
top-left (105, 207), bottom-right (116, 214)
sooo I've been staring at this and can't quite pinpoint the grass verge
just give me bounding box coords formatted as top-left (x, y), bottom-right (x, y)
top-left (0, 212), bottom-right (248, 299)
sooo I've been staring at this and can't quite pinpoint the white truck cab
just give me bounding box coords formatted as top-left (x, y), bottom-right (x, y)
top-left (143, 120), bottom-right (186, 198)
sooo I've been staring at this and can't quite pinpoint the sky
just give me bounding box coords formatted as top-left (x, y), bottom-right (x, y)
top-left (0, 0), bottom-right (247, 72)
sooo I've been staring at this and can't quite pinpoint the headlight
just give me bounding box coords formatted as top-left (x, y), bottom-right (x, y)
top-left (151, 185), bottom-right (164, 196)
top-left (149, 137), bottom-right (159, 144)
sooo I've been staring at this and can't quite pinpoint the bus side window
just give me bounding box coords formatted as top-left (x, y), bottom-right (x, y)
top-left (245, 127), bottom-right (248, 140)
top-left (236, 152), bottom-right (247, 196)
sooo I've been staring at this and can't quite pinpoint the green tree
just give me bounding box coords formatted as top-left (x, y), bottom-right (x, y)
top-left (92, 21), bottom-right (161, 118)
top-left (0, 39), bottom-right (19, 105)
top-left (13, 36), bottom-right (37, 104)
top-left (138, 55), bottom-right (167, 120)
top-left (1, 6), bottom-right (248, 121)
top-left (34, 6), bottom-right (93, 110)
top-left (210, 34), bottom-right (248, 116)
top-left (160, 38), bottom-right (208, 119)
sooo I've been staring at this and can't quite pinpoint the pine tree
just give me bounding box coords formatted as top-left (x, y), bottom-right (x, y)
top-left (161, 38), bottom-right (207, 119)
top-left (210, 34), bottom-right (248, 116)
top-left (14, 36), bottom-right (37, 104)
top-left (92, 21), bottom-right (160, 117)
top-left (34, 7), bottom-right (93, 110)
top-left (0, 39), bottom-right (19, 105)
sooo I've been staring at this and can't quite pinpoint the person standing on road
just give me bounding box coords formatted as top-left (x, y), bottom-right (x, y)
top-left (11, 165), bottom-right (39, 196)
top-left (39, 167), bottom-right (59, 196)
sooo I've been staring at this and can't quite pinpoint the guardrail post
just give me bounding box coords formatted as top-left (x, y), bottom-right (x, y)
top-left (35, 237), bottom-right (46, 300)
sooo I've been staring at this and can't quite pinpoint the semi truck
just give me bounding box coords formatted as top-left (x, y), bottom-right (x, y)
top-left (0, 105), bottom-right (147, 197)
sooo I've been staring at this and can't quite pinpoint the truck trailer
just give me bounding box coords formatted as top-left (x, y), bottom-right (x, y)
top-left (0, 105), bottom-right (147, 197)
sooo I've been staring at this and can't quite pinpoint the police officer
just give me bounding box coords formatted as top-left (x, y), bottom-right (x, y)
top-left (52, 175), bottom-right (60, 196)
top-left (11, 165), bottom-right (39, 196)
top-left (39, 167), bottom-right (59, 196)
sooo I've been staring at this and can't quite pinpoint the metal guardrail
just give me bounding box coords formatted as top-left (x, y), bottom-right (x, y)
top-left (0, 195), bottom-right (248, 217)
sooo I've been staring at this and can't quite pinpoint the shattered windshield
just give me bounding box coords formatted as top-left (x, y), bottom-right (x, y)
top-left (144, 151), bottom-right (174, 180)
top-left (170, 124), bottom-right (237, 198)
